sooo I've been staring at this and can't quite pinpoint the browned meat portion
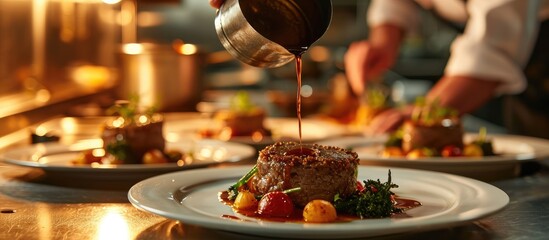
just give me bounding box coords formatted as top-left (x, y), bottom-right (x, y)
top-left (401, 120), bottom-right (463, 153)
top-left (251, 142), bottom-right (359, 207)
top-left (216, 108), bottom-right (266, 136)
top-left (101, 119), bottom-right (165, 163)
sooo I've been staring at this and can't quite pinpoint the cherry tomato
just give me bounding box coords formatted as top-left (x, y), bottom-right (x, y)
top-left (356, 181), bottom-right (365, 192)
top-left (441, 145), bottom-right (463, 157)
top-left (257, 191), bottom-right (294, 217)
top-left (142, 149), bottom-right (168, 164)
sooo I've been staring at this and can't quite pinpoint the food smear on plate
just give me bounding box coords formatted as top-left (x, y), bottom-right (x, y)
top-left (218, 142), bottom-right (420, 223)
top-left (381, 98), bottom-right (495, 159)
top-left (73, 98), bottom-right (186, 165)
top-left (199, 91), bottom-right (272, 142)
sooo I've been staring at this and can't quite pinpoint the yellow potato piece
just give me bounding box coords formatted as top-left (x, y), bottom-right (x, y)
top-left (303, 200), bottom-right (337, 223)
top-left (381, 147), bottom-right (404, 157)
top-left (464, 144), bottom-right (483, 157)
top-left (234, 190), bottom-right (258, 210)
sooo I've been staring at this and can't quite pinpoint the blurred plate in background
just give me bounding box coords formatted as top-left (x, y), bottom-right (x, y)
top-left (0, 139), bottom-right (255, 182)
top-left (317, 134), bottom-right (549, 181)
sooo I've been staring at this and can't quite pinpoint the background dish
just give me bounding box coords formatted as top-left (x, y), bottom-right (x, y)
top-left (128, 165), bottom-right (509, 239)
top-left (0, 139), bottom-right (255, 182)
top-left (29, 114), bottom-right (347, 149)
top-left (317, 134), bottom-right (549, 181)
top-left (166, 117), bottom-right (347, 148)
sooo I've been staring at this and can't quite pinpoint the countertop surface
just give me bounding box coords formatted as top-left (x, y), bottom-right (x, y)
top-left (1, 113), bottom-right (549, 240)
top-left (1, 161), bottom-right (549, 240)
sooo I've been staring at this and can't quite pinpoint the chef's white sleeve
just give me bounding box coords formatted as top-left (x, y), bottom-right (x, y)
top-left (445, 0), bottom-right (541, 95)
top-left (367, 0), bottom-right (419, 32)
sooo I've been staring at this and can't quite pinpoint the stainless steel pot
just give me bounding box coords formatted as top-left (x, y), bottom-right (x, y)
top-left (118, 42), bottom-right (204, 111)
top-left (215, 0), bottom-right (332, 68)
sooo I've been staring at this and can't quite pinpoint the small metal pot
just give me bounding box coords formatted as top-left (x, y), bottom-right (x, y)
top-left (118, 42), bottom-right (204, 111)
top-left (215, 0), bottom-right (332, 68)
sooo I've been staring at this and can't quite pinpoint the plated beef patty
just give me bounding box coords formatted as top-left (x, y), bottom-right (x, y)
top-left (251, 142), bottom-right (359, 207)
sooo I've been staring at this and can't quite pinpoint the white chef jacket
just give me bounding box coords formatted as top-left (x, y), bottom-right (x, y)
top-left (367, 0), bottom-right (549, 95)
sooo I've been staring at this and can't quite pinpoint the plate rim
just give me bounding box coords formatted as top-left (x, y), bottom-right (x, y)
top-left (127, 165), bottom-right (509, 239)
top-left (0, 139), bottom-right (256, 173)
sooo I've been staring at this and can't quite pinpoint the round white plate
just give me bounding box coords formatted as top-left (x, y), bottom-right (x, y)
top-left (128, 165), bottom-right (509, 239)
top-left (0, 139), bottom-right (256, 181)
top-left (317, 134), bottom-right (549, 181)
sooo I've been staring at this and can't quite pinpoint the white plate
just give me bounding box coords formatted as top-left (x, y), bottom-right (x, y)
top-left (128, 165), bottom-right (509, 239)
top-left (0, 139), bottom-right (256, 181)
top-left (317, 134), bottom-right (549, 181)
top-left (166, 117), bottom-right (346, 145)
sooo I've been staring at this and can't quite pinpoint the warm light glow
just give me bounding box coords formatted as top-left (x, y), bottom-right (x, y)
top-left (213, 147), bottom-right (228, 162)
top-left (35, 89), bottom-right (51, 102)
top-left (38, 203), bottom-right (52, 240)
top-left (165, 132), bottom-right (179, 142)
top-left (112, 117), bottom-right (125, 128)
top-left (33, 144), bottom-right (47, 163)
top-left (177, 44), bottom-right (198, 55)
top-left (59, 118), bottom-right (78, 134)
top-left (35, 126), bottom-right (49, 136)
top-left (300, 84), bottom-right (313, 98)
top-left (69, 139), bottom-right (104, 151)
top-left (251, 131), bottom-right (264, 142)
top-left (122, 43), bottom-right (143, 55)
top-left (71, 65), bottom-right (113, 90)
top-left (199, 147), bottom-right (213, 159)
top-left (136, 58), bottom-right (156, 108)
top-left (138, 115), bottom-right (150, 124)
top-left (96, 208), bottom-right (130, 240)
top-left (218, 127), bottom-right (232, 141)
top-left (441, 119), bottom-right (453, 127)
top-left (92, 149), bottom-right (106, 157)
top-left (102, 0), bottom-right (121, 4)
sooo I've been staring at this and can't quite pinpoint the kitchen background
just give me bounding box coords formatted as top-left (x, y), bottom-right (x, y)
top-left (1, 0), bottom-right (500, 139)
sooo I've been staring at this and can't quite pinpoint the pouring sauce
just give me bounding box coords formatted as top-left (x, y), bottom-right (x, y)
top-left (293, 52), bottom-right (305, 145)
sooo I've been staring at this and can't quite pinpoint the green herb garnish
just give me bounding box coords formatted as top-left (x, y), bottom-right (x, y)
top-left (334, 170), bottom-right (401, 218)
top-left (227, 165), bottom-right (258, 201)
top-left (106, 95), bottom-right (158, 126)
top-left (230, 91), bottom-right (255, 113)
top-left (411, 97), bottom-right (458, 126)
top-left (105, 140), bottom-right (135, 163)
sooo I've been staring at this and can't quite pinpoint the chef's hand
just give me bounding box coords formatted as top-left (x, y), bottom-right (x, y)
top-left (364, 106), bottom-right (412, 136)
top-left (210, 0), bottom-right (224, 8)
top-left (344, 24), bottom-right (404, 96)
top-left (364, 75), bottom-right (500, 135)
